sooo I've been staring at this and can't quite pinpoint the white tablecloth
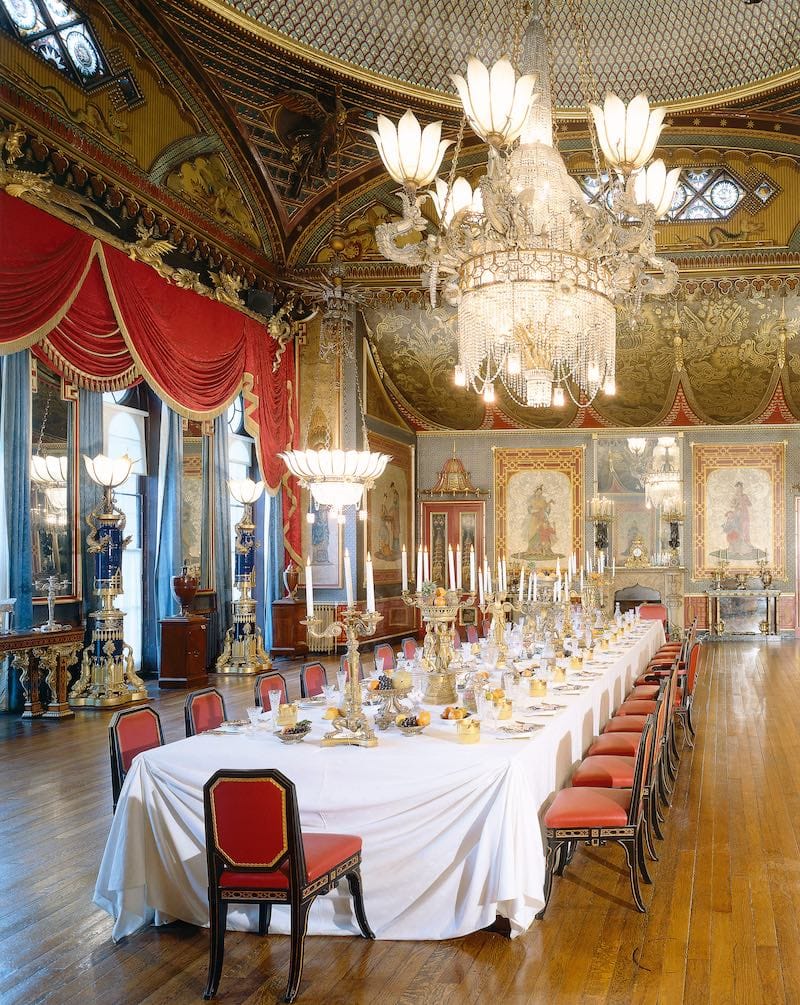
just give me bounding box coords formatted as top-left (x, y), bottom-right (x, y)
top-left (95, 621), bottom-right (663, 941)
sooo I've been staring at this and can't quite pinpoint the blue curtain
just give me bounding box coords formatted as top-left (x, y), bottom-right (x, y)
top-left (78, 389), bottom-right (103, 627)
top-left (264, 489), bottom-right (283, 651)
top-left (1, 351), bottom-right (33, 711)
top-left (152, 404), bottom-right (183, 666)
top-left (211, 414), bottom-right (232, 660)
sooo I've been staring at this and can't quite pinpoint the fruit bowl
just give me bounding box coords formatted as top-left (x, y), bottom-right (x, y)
top-left (277, 720), bottom-right (311, 744)
top-left (395, 711), bottom-right (430, 735)
top-left (397, 723), bottom-right (426, 736)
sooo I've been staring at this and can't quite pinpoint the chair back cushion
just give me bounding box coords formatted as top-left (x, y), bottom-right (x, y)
top-left (207, 773), bottom-right (291, 870)
top-left (481, 617), bottom-right (492, 638)
top-left (188, 689), bottom-right (225, 735)
top-left (638, 603), bottom-right (668, 625)
top-left (628, 715), bottom-right (656, 824)
top-left (686, 643), bottom-right (701, 696)
top-left (452, 629), bottom-right (462, 649)
top-left (374, 644), bottom-right (395, 671)
top-left (113, 707), bottom-right (163, 774)
top-left (466, 626), bottom-right (479, 644)
top-left (301, 662), bottom-right (327, 698)
top-left (401, 638), bottom-right (417, 660)
top-left (255, 672), bottom-right (288, 708)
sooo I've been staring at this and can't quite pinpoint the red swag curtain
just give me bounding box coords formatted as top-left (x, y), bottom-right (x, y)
top-left (0, 191), bottom-right (300, 556)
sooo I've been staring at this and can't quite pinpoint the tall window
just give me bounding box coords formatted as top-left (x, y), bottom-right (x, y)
top-left (103, 397), bottom-right (146, 668)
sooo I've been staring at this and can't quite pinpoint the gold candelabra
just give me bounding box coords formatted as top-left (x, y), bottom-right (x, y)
top-left (401, 588), bottom-right (475, 704)
top-left (478, 589), bottom-right (513, 669)
top-left (303, 606), bottom-right (382, 747)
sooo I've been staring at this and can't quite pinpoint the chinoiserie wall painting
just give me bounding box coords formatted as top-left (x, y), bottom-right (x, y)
top-left (366, 432), bottom-right (414, 586)
top-left (493, 447), bottom-right (583, 572)
top-left (419, 500), bottom-right (486, 593)
top-left (692, 442), bottom-right (786, 578)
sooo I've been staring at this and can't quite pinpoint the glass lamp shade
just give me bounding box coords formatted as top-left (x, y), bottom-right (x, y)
top-left (30, 454), bottom-right (68, 485)
top-left (280, 449), bottom-right (391, 510)
top-left (452, 57), bottom-right (537, 149)
top-left (589, 94), bottom-right (666, 174)
top-left (228, 478), bottom-right (265, 505)
top-left (633, 159), bottom-right (681, 218)
top-left (83, 452), bottom-right (135, 488)
top-left (627, 437), bottom-right (647, 456)
top-left (369, 110), bottom-right (452, 188)
top-left (429, 177), bottom-right (483, 229)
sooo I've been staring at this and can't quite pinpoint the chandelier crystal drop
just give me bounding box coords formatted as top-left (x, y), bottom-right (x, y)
top-left (369, 2), bottom-right (679, 408)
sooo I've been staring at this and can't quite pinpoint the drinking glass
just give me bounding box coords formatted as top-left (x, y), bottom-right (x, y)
top-left (323, 684), bottom-right (338, 707)
top-left (336, 669), bottom-right (347, 694)
top-left (268, 688), bottom-right (282, 729)
top-left (246, 706), bottom-right (261, 726)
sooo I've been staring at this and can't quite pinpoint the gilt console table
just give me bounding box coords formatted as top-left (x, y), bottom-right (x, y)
top-left (0, 626), bottom-right (84, 718)
top-left (705, 589), bottom-right (781, 639)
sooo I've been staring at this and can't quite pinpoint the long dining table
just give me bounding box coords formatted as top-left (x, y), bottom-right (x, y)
top-left (94, 619), bottom-right (664, 942)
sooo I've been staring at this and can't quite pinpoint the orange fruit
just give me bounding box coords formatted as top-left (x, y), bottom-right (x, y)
top-left (417, 710), bottom-right (431, 727)
top-left (367, 679), bottom-right (379, 691)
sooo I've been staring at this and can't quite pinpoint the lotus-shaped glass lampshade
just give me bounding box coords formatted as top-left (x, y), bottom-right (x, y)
top-left (452, 57), bottom-right (536, 149)
top-left (633, 159), bottom-right (681, 219)
top-left (30, 454), bottom-right (68, 485)
top-left (627, 437), bottom-right (647, 457)
top-left (83, 452), bottom-right (135, 488)
top-left (369, 110), bottom-right (452, 189)
top-left (589, 94), bottom-right (666, 174)
top-left (429, 177), bottom-right (484, 229)
top-left (228, 478), bottom-right (265, 505)
top-left (280, 448), bottom-right (391, 509)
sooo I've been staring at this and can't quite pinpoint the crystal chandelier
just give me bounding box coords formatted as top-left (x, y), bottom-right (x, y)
top-left (369, 2), bottom-right (679, 407)
top-left (644, 437), bottom-right (681, 510)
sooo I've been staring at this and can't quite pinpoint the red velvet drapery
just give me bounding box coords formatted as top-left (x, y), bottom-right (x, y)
top-left (0, 191), bottom-right (299, 556)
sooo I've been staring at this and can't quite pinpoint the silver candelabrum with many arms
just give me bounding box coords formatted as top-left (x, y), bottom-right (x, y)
top-left (303, 606), bottom-right (382, 747)
top-left (401, 587), bottom-right (475, 704)
top-left (70, 455), bottom-right (146, 708)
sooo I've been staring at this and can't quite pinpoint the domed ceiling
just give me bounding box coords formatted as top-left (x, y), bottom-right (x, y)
top-left (217, 0), bottom-right (800, 108)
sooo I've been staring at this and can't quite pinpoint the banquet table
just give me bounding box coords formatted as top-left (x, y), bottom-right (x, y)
top-left (95, 620), bottom-right (664, 942)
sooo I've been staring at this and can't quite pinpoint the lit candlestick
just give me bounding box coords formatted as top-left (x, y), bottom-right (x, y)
top-left (497, 556), bottom-right (502, 594)
top-left (527, 571), bottom-right (533, 602)
top-left (456, 544), bottom-right (462, 590)
top-left (416, 545), bottom-right (423, 592)
top-left (448, 544), bottom-right (456, 591)
top-left (556, 557), bottom-right (561, 579)
top-left (518, 561), bottom-right (526, 604)
top-left (478, 569), bottom-right (484, 607)
top-left (486, 565), bottom-right (492, 595)
top-left (423, 546), bottom-right (430, 582)
top-left (305, 556), bottom-right (314, 619)
top-left (469, 545), bottom-right (476, 595)
top-left (552, 580), bottom-right (557, 603)
top-left (401, 544), bottom-right (408, 594)
top-left (580, 569), bottom-right (584, 592)
top-left (365, 552), bottom-right (375, 613)
top-left (502, 556), bottom-right (508, 594)
top-left (344, 547), bottom-right (353, 607)
top-left (612, 557), bottom-right (616, 578)
top-left (533, 570), bottom-right (537, 600)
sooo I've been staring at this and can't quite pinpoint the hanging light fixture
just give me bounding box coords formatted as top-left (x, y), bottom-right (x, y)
top-left (369, 0), bottom-right (678, 408)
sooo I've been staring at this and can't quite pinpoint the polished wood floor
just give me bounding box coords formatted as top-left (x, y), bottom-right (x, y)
top-left (1, 642), bottom-right (799, 1004)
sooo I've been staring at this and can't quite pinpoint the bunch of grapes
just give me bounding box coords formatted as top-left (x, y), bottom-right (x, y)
top-left (398, 715), bottom-right (419, 727)
top-left (377, 674), bottom-right (394, 690)
top-left (283, 719), bottom-right (311, 736)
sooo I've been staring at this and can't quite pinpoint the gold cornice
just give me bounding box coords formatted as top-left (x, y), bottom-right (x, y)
top-left (189, 0), bottom-right (800, 117)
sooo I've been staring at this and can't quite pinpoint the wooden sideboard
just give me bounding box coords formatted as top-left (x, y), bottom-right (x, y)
top-left (270, 596), bottom-right (418, 659)
top-left (0, 626), bottom-right (84, 718)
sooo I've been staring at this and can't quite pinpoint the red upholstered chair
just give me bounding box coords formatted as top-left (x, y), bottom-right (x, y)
top-left (300, 662), bottom-right (329, 699)
top-left (674, 642), bottom-right (702, 748)
top-left (202, 768), bottom-right (374, 1003)
top-left (373, 643), bottom-right (395, 673)
top-left (452, 629), bottom-right (462, 650)
top-left (109, 705), bottom-right (164, 811)
top-left (400, 637), bottom-right (418, 660)
top-left (466, 625), bottom-right (479, 645)
top-left (638, 603), bottom-right (668, 628)
top-left (537, 715), bottom-right (656, 918)
top-left (481, 617), bottom-right (492, 639)
top-left (254, 671), bottom-right (288, 709)
top-left (185, 688), bottom-right (227, 738)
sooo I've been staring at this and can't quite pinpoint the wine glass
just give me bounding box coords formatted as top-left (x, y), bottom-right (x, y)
top-left (268, 688), bottom-right (282, 729)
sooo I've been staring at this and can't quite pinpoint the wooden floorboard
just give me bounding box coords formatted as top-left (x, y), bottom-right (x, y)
top-left (1, 642), bottom-right (799, 1004)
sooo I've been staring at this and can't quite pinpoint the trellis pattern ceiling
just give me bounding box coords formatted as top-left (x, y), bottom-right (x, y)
top-left (223, 0), bottom-right (800, 107)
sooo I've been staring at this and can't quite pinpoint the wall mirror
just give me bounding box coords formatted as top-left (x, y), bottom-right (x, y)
top-left (181, 419), bottom-right (213, 589)
top-left (30, 362), bottom-right (78, 600)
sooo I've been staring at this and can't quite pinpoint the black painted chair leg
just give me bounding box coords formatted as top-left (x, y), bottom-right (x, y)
top-left (535, 840), bottom-right (559, 920)
top-left (346, 869), bottom-right (376, 939)
top-left (637, 828), bottom-right (653, 885)
top-left (621, 839), bottom-right (646, 913)
top-left (645, 797), bottom-right (660, 860)
top-left (258, 902), bottom-right (272, 936)
top-left (285, 898), bottom-right (313, 1004)
top-left (203, 896), bottom-right (228, 1000)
